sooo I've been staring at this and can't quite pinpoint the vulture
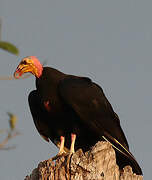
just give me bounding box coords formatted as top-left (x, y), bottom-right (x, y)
top-left (14, 56), bottom-right (142, 175)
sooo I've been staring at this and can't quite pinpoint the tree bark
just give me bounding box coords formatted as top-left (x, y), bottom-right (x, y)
top-left (25, 141), bottom-right (143, 180)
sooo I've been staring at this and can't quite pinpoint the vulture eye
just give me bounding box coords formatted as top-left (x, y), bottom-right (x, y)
top-left (22, 61), bottom-right (27, 65)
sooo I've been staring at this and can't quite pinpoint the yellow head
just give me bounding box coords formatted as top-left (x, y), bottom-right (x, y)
top-left (14, 56), bottom-right (43, 79)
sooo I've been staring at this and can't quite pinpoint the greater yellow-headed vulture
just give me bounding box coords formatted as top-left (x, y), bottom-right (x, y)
top-left (14, 56), bottom-right (142, 175)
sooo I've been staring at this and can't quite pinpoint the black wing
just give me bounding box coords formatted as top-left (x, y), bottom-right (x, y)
top-left (28, 90), bottom-right (50, 142)
top-left (58, 77), bottom-right (129, 148)
top-left (28, 90), bottom-right (70, 153)
top-left (58, 76), bottom-right (142, 175)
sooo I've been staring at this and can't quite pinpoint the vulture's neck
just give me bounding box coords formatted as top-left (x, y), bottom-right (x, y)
top-left (36, 66), bottom-right (66, 84)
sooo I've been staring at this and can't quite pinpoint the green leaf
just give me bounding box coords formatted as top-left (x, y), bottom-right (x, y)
top-left (0, 41), bottom-right (19, 55)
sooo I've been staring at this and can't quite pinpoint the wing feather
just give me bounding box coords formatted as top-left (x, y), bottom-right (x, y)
top-left (58, 76), bottom-right (142, 175)
top-left (58, 76), bottom-right (129, 149)
top-left (28, 90), bottom-right (50, 142)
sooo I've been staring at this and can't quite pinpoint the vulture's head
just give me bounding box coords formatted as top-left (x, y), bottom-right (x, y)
top-left (14, 56), bottom-right (43, 79)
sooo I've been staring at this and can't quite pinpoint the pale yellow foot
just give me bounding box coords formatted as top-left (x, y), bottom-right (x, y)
top-left (58, 136), bottom-right (65, 155)
top-left (52, 136), bottom-right (67, 161)
top-left (69, 133), bottom-right (76, 154)
top-left (51, 133), bottom-right (76, 162)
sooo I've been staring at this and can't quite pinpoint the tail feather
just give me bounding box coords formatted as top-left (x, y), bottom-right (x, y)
top-left (102, 133), bottom-right (142, 175)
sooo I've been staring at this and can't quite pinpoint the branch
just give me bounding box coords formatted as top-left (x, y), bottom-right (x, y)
top-left (24, 141), bottom-right (143, 180)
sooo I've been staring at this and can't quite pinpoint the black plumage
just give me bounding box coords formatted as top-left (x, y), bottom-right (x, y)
top-left (14, 56), bottom-right (142, 175)
top-left (29, 67), bottom-right (142, 175)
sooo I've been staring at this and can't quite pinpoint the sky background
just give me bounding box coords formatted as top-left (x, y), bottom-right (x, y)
top-left (0, 0), bottom-right (151, 179)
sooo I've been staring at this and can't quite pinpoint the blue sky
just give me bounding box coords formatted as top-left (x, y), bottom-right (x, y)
top-left (0, 1), bottom-right (151, 179)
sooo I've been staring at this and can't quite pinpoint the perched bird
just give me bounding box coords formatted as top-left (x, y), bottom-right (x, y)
top-left (14, 56), bottom-right (142, 175)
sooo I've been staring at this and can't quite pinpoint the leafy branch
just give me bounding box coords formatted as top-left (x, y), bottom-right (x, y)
top-left (0, 18), bottom-right (20, 150)
top-left (0, 41), bottom-right (19, 55)
top-left (0, 18), bottom-right (19, 55)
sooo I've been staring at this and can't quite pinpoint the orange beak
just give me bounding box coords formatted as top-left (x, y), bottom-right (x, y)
top-left (14, 64), bottom-right (25, 79)
top-left (14, 62), bottom-right (33, 79)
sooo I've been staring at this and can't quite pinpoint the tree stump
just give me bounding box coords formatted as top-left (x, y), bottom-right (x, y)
top-left (25, 141), bottom-right (143, 180)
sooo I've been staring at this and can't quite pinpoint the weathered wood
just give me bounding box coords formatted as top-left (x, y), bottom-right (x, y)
top-left (25, 141), bottom-right (143, 180)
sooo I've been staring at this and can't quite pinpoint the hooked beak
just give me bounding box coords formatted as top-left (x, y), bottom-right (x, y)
top-left (14, 64), bottom-right (31, 79)
top-left (14, 64), bottom-right (24, 79)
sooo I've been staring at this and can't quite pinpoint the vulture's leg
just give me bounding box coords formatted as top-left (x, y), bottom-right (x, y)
top-left (52, 136), bottom-right (67, 160)
top-left (66, 133), bottom-right (77, 179)
top-left (52, 133), bottom-right (76, 162)
top-left (69, 133), bottom-right (76, 154)
top-left (58, 136), bottom-right (65, 155)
